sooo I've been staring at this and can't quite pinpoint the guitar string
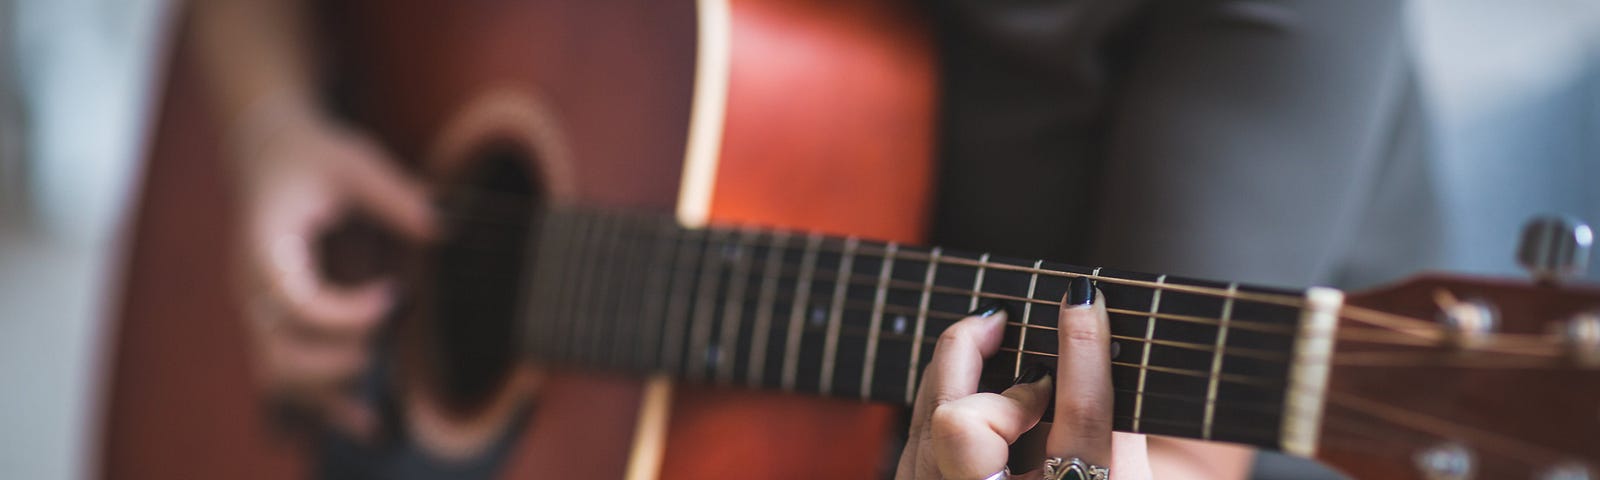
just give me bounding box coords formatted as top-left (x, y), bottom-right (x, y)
top-left (444, 205), bottom-right (1567, 356)
top-left (528, 284), bottom-right (1298, 389)
top-left (1324, 391), bottom-right (1573, 467)
top-left (1314, 399), bottom-right (1576, 471)
top-left (438, 203), bottom-right (1569, 365)
top-left (443, 232), bottom-right (1566, 365)
top-left (516, 246), bottom-right (1303, 390)
top-left (460, 224), bottom-right (1561, 371)
top-left (440, 206), bottom-right (1472, 345)
top-left (527, 238), bottom-right (1555, 355)
top-left (518, 246), bottom-right (1568, 441)
top-left (447, 192), bottom-right (1579, 454)
top-left (489, 246), bottom-right (1304, 379)
top-left (436, 201), bottom-right (1309, 306)
top-left (439, 198), bottom-right (1528, 352)
top-left (455, 209), bottom-right (1582, 452)
top-left (524, 264), bottom-right (1299, 392)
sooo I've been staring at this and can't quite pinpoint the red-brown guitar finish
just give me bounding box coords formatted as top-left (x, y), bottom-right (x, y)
top-left (103, 0), bottom-right (934, 478)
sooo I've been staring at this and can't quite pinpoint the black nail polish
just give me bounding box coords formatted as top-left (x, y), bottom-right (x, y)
top-left (968, 300), bottom-right (1006, 318)
top-left (1013, 362), bottom-right (1052, 386)
top-left (1067, 276), bottom-right (1094, 306)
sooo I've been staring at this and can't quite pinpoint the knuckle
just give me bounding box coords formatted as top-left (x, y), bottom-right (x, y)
top-left (935, 325), bottom-right (971, 349)
top-left (929, 402), bottom-right (985, 439)
top-left (1061, 326), bottom-right (1103, 346)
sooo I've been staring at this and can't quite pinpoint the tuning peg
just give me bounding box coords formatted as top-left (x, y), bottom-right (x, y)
top-left (1517, 215), bottom-right (1593, 284)
top-left (1414, 442), bottom-right (1474, 480)
top-left (1560, 312), bottom-right (1600, 367)
top-left (1540, 462), bottom-right (1595, 480)
top-left (1435, 291), bottom-right (1497, 349)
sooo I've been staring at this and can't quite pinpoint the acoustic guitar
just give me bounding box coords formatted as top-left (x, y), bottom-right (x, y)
top-left (104, 0), bottom-right (1599, 478)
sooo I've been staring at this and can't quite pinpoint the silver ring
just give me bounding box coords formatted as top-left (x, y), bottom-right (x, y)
top-left (980, 466), bottom-right (1010, 480)
top-left (1041, 457), bottom-right (1108, 480)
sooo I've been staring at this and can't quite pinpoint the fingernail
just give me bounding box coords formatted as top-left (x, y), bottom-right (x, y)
top-left (968, 300), bottom-right (1007, 319)
top-left (1066, 276), bottom-right (1094, 307)
top-left (1013, 362), bottom-right (1052, 386)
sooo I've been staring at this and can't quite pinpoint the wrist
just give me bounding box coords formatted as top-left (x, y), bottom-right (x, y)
top-left (224, 87), bottom-right (326, 167)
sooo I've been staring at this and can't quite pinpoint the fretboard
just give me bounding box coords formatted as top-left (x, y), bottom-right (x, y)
top-left (512, 208), bottom-right (1320, 451)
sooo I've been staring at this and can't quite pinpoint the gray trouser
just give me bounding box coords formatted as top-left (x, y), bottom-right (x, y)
top-left (930, 0), bottom-right (1441, 291)
top-left (927, 0), bottom-right (1441, 477)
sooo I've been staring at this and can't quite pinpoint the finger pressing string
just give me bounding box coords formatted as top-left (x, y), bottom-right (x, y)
top-left (1044, 277), bottom-right (1114, 466)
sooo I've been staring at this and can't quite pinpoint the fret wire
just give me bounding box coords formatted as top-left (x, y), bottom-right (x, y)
top-left (511, 208), bottom-right (1309, 308)
top-left (838, 243), bottom-right (1304, 308)
top-left (552, 247), bottom-right (1300, 367)
top-left (657, 289), bottom-right (1290, 362)
top-left (1001, 348), bottom-right (1282, 389)
top-left (716, 228), bottom-right (758, 383)
top-left (969, 253), bottom-right (990, 312)
top-left (507, 211), bottom-right (1341, 446)
top-left (606, 257), bottom-right (1299, 362)
top-left (771, 322), bottom-right (1290, 387)
top-left (746, 231), bottom-right (789, 387)
top-left (601, 216), bottom-right (633, 368)
top-left (820, 237), bottom-right (859, 395)
top-left (516, 217), bottom-right (1299, 308)
top-left (1015, 259), bottom-right (1044, 378)
top-left (577, 215), bottom-right (619, 364)
top-left (553, 212), bottom-right (594, 360)
top-left (547, 213), bottom-right (1305, 334)
top-left (518, 212), bottom-right (547, 356)
top-left (518, 225), bottom-right (1300, 406)
top-left (786, 266), bottom-right (1296, 336)
top-left (515, 212), bottom-right (1324, 404)
top-left (536, 213), bottom-right (568, 359)
top-left (687, 229), bottom-right (728, 381)
top-left (660, 229), bottom-right (703, 372)
top-left (907, 247), bottom-right (940, 404)
top-left (522, 212), bottom-right (568, 357)
top-left (573, 213), bottom-right (604, 360)
top-left (861, 242), bottom-right (897, 400)
top-left (618, 215), bottom-right (661, 370)
top-left (578, 214), bottom-right (611, 364)
top-left (1203, 283), bottom-right (1239, 440)
top-left (782, 233), bottom-right (823, 391)
top-left (635, 219), bottom-right (678, 371)
top-left (592, 215), bottom-right (629, 366)
top-left (1132, 274), bottom-right (1168, 433)
top-left (599, 215), bottom-right (633, 365)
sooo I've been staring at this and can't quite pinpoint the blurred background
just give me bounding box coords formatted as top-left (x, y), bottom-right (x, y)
top-left (1, 0), bottom-right (1597, 478)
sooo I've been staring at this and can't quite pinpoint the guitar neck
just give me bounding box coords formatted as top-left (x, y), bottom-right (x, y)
top-left (511, 207), bottom-right (1340, 453)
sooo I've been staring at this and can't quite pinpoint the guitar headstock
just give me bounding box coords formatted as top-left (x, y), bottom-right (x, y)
top-left (1316, 217), bottom-right (1600, 479)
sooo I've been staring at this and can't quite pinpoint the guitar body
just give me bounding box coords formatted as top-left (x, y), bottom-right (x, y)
top-left (105, 0), bottom-right (934, 478)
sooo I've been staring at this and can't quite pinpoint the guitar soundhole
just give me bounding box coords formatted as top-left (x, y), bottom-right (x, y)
top-left (429, 140), bottom-right (542, 413)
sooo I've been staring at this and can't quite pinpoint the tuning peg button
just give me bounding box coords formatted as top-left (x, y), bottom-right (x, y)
top-left (1540, 462), bottom-right (1595, 480)
top-left (1438, 299), bottom-right (1497, 349)
top-left (1415, 442), bottom-right (1474, 480)
top-left (1562, 312), bottom-right (1600, 367)
top-left (1518, 215), bottom-right (1593, 284)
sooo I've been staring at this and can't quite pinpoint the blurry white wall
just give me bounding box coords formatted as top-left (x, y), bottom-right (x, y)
top-left (0, 0), bottom-right (170, 478)
top-left (1410, 0), bottom-right (1600, 280)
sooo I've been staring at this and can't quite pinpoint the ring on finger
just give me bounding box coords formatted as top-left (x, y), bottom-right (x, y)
top-left (1041, 457), bottom-right (1108, 480)
top-left (980, 466), bottom-right (1010, 480)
